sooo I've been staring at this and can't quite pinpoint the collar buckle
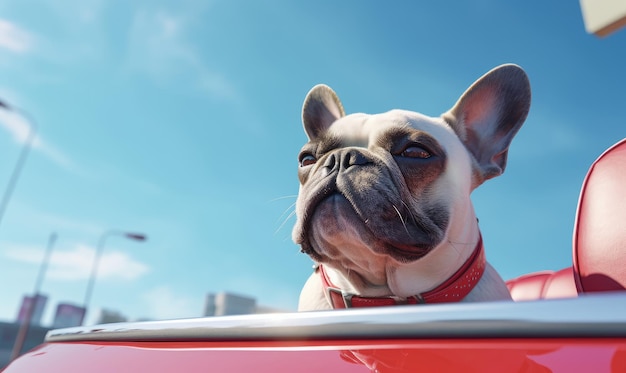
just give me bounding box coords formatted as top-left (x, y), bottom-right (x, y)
top-left (326, 286), bottom-right (354, 308)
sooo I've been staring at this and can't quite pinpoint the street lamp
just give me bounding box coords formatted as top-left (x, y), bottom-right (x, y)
top-left (10, 232), bottom-right (58, 361)
top-left (0, 99), bottom-right (38, 231)
top-left (82, 230), bottom-right (147, 325)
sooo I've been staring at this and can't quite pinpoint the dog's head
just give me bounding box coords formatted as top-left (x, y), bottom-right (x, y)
top-left (292, 64), bottom-right (530, 293)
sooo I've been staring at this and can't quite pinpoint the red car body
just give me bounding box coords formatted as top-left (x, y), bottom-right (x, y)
top-left (4, 294), bottom-right (626, 372)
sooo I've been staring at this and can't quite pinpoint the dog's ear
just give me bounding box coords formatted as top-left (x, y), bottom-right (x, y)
top-left (302, 84), bottom-right (345, 140)
top-left (443, 64), bottom-right (531, 186)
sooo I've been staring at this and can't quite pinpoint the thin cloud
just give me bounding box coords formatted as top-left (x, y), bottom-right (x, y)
top-left (0, 109), bottom-right (80, 172)
top-left (126, 9), bottom-right (238, 101)
top-left (0, 19), bottom-right (33, 54)
top-left (0, 109), bottom-right (35, 144)
top-left (4, 243), bottom-right (149, 281)
top-left (36, 139), bottom-right (81, 173)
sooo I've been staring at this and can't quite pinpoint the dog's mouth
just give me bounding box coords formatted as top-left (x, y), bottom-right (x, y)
top-left (297, 191), bottom-right (441, 263)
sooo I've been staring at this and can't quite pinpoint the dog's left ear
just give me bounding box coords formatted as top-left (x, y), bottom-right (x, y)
top-left (443, 64), bottom-right (531, 186)
top-left (302, 84), bottom-right (346, 140)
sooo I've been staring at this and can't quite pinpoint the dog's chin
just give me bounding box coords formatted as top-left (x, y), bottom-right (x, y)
top-left (302, 194), bottom-right (435, 264)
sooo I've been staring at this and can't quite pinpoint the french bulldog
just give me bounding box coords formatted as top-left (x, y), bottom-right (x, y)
top-left (293, 64), bottom-right (531, 310)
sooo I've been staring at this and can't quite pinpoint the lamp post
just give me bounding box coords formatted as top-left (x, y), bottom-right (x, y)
top-left (82, 230), bottom-right (147, 325)
top-left (0, 99), bottom-right (38, 231)
top-left (10, 232), bottom-right (58, 361)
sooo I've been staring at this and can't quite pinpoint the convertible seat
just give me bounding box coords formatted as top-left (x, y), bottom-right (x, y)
top-left (573, 138), bottom-right (626, 293)
top-left (507, 267), bottom-right (577, 301)
top-left (507, 138), bottom-right (626, 300)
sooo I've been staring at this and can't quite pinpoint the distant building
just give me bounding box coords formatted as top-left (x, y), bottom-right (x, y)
top-left (97, 309), bottom-right (127, 324)
top-left (204, 292), bottom-right (257, 316)
top-left (16, 294), bottom-right (48, 326)
top-left (52, 303), bottom-right (86, 329)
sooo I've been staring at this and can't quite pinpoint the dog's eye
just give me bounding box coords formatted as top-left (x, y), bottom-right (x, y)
top-left (299, 154), bottom-right (317, 167)
top-left (400, 145), bottom-right (431, 159)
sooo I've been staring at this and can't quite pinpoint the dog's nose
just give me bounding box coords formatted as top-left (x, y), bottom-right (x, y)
top-left (323, 149), bottom-right (370, 172)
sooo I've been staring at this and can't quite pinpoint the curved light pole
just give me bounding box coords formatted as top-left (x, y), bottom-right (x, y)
top-left (0, 99), bottom-right (38, 230)
top-left (82, 230), bottom-right (147, 325)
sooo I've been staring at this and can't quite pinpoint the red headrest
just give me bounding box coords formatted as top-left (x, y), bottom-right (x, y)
top-left (573, 138), bottom-right (626, 293)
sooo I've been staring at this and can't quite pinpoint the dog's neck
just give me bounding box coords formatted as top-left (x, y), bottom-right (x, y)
top-left (322, 201), bottom-right (481, 299)
top-left (320, 230), bottom-right (485, 308)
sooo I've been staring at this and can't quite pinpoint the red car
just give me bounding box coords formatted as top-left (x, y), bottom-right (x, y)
top-left (4, 139), bottom-right (626, 372)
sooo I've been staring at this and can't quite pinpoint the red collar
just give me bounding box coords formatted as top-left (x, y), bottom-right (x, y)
top-left (319, 235), bottom-right (486, 308)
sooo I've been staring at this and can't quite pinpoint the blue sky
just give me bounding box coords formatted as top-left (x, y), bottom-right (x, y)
top-left (0, 1), bottom-right (625, 324)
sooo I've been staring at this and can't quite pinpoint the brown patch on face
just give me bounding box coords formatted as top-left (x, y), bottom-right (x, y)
top-left (377, 127), bottom-right (447, 192)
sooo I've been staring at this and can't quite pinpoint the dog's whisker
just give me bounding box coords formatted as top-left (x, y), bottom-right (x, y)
top-left (270, 196), bottom-right (297, 220)
top-left (269, 195), bottom-right (299, 235)
top-left (400, 200), bottom-right (420, 226)
top-left (392, 204), bottom-right (411, 236)
top-left (276, 201), bottom-right (298, 222)
top-left (274, 208), bottom-right (297, 235)
top-left (268, 195), bottom-right (298, 202)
